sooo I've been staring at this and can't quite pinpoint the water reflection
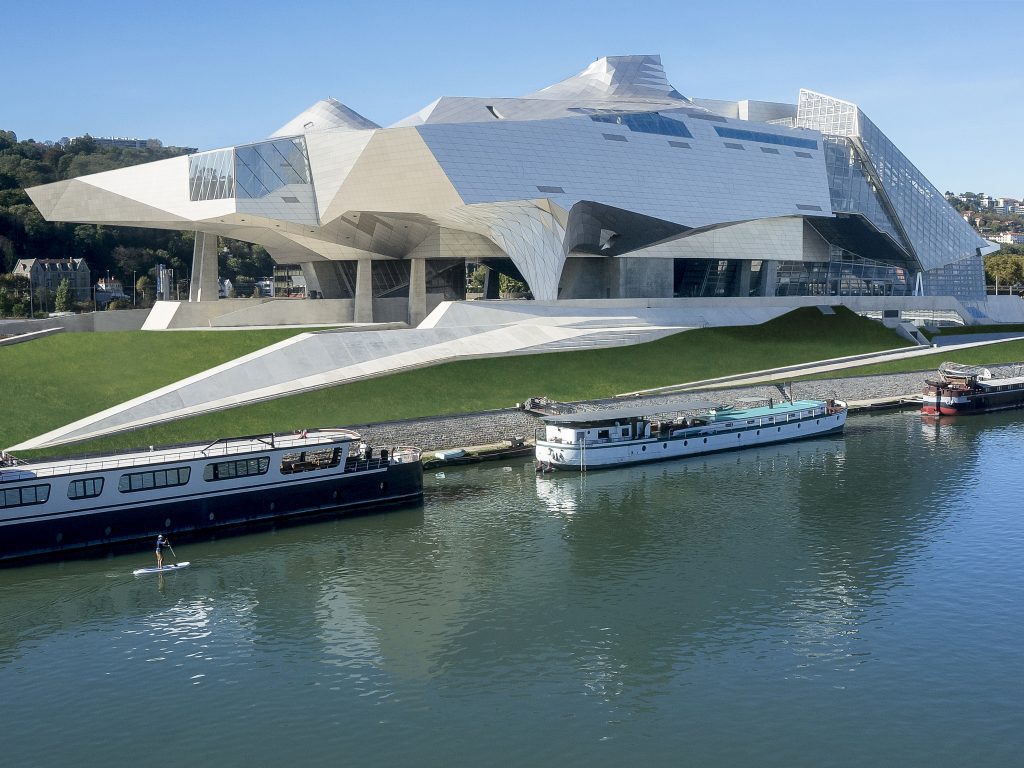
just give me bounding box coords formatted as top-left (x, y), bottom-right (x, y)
top-left (1, 410), bottom-right (1021, 758)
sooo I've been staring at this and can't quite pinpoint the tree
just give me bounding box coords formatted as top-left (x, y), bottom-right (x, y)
top-left (54, 277), bottom-right (71, 312)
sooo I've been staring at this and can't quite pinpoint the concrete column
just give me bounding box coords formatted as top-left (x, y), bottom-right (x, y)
top-left (483, 267), bottom-right (500, 299)
top-left (408, 259), bottom-right (427, 327)
top-left (760, 260), bottom-right (779, 297)
top-left (189, 232), bottom-right (220, 302)
top-left (354, 258), bottom-right (373, 323)
top-left (301, 262), bottom-right (343, 299)
top-left (737, 260), bottom-right (752, 297)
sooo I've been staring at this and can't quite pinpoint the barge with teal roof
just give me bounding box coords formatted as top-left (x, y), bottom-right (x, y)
top-left (535, 397), bottom-right (847, 471)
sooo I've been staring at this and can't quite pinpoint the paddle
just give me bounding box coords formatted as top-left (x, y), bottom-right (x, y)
top-left (167, 542), bottom-right (179, 567)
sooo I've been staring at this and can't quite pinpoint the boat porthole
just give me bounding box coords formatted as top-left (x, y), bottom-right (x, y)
top-left (703, 438), bottom-right (707, 444)
top-left (270, 502), bottom-right (275, 511)
top-left (738, 434), bottom-right (741, 439)
top-left (663, 443), bottom-right (667, 448)
top-left (777, 427), bottom-right (781, 432)
top-left (332, 491), bottom-right (338, 499)
top-left (816, 419), bottom-right (820, 425)
top-left (164, 518), bottom-right (171, 528)
top-left (798, 424), bottom-right (801, 429)
top-left (684, 440), bottom-right (688, 446)
top-left (379, 482), bottom-right (385, 490)
top-left (209, 512), bottom-right (215, 521)
top-left (757, 430), bottom-right (760, 436)
top-left (104, 526), bottom-right (111, 537)
top-left (56, 532), bottom-right (63, 543)
top-left (642, 445), bottom-right (647, 452)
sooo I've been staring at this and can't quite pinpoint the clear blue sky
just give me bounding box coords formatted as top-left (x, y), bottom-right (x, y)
top-left (5, 0), bottom-right (1022, 197)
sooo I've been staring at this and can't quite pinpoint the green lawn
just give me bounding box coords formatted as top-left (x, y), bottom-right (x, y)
top-left (3, 308), bottom-right (911, 456)
top-left (0, 328), bottom-right (310, 449)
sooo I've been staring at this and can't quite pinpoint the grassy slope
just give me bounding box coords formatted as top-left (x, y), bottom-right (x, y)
top-left (3, 307), bottom-right (908, 456)
top-left (0, 329), bottom-right (309, 447)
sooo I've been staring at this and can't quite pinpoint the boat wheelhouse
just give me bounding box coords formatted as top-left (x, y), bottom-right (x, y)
top-left (922, 362), bottom-right (1024, 416)
top-left (0, 429), bottom-right (422, 563)
top-left (535, 398), bottom-right (847, 471)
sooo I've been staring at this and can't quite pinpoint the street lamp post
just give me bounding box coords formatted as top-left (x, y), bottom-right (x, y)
top-left (133, 270), bottom-right (137, 307)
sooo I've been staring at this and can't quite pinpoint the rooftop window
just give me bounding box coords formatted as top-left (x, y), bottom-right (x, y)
top-left (591, 113), bottom-right (692, 139)
top-left (714, 126), bottom-right (818, 151)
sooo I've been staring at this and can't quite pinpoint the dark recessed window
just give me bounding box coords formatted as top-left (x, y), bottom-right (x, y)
top-left (602, 133), bottom-right (628, 142)
top-left (668, 141), bottom-right (691, 149)
top-left (796, 204), bottom-right (823, 211)
top-left (795, 151), bottom-right (813, 158)
top-left (592, 112), bottom-right (692, 138)
top-left (683, 110), bottom-right (728, 123)
top-left (536, 185), bottom-right (565, 194)
top-left (724, 142), bottom-right (744, 150)
top-left (715, 126), bottom-right (818, 150)
top-left (760, 147), bottom-right (780, 155)
top-left (281, 196), bottom-right (300, 203)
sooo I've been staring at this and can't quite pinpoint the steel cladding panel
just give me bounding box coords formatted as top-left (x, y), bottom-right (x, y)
top-left (416, 115), bottom-right (834, 228)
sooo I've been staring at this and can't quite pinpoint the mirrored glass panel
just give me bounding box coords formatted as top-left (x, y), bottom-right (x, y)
top-left (188, 149), bottom-right (234, 201)
top-left (234, 137), bottom-right (311, 200)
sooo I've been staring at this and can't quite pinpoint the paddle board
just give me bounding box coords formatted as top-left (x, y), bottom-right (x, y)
top-left (132, 562), bottom-right (191, 576)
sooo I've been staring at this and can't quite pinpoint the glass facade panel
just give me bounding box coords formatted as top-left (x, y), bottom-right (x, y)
top-left (188, 149), bottom-right (234, 201)
top-left (591, 112), bottom-right (692, 138)
top-left (187, 138), bottom-right (312, 202)
top-left (797, 89), bottom-right (990, 285)
top-left (234, 137), bottom-right (311, 200)
top-left (922, 254), bottom-right (986, 301)
top-left (821, 136), bottom-right (908, 252)
top-left (774, 255), bottom-right (910, 297)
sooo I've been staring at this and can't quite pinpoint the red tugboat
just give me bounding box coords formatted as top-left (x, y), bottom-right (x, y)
top-left (922, 362), bottom-right (1024, 416)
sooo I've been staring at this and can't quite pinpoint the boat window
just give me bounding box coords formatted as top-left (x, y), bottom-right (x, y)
top-left (621, 428), bottom-right (629, 437)
top-left (68, 477), bottom-right (104, 499)
top-left (598, 429), bottom-right (610, 440)
top-left (204, 456), bottom-right (270, 482)
top-left (1, 483), bottom-right (50, 508)
top-left (280, 447), bottom-right (341, 474)
top-left (118, 467), bottom-right (191, 493)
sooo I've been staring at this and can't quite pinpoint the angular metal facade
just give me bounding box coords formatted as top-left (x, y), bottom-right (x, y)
top-left (26, 56), bottom-right (993, 306)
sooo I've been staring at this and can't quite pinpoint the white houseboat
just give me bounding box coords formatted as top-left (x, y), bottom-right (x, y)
top-left (0, 429), bottom-right (422, 563)
top-left (535, 398), bottom-right (847, 471)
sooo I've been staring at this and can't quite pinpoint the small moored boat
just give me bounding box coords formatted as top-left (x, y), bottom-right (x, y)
top-left (0, 429), bottom-right (422, 563)
top-left (534, 397), bottom-right (847, 471)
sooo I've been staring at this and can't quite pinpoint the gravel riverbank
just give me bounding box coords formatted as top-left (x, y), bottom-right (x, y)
top-left (351, 368), bottom-right (958, 455)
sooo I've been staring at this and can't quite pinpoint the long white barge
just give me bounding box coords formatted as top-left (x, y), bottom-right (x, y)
top-left (535, 398), bottom-right (847, 471)
top-left (0, 429), bottom-right (422, 563)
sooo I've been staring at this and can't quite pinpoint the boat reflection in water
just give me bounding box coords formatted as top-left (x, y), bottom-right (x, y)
top-left (535, 435), bottom-right (847, 519)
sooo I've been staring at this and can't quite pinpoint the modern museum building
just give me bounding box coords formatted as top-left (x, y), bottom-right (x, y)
top-left (27, 55), bottom-right (996, 326)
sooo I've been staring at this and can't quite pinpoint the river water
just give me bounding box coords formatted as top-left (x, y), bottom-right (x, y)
top-left (2, 410), bottom-right (1022, 766)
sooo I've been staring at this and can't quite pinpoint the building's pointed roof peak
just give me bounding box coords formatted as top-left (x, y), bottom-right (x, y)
top-left (271, 97), bottom-right (379, 138)
top-left (526, 54), bottom-right (687, 103)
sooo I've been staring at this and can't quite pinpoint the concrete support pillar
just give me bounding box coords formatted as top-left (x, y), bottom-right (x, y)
top-left (302, 262), bottom-right (343, 299)
top-left (483, 267), bottom-right (501, 299)
top-left (189, 232), bottom-right (220, 302)
top-left (354, 258), bottom-right (373, 323)
top-left (760, 260), bottom-right (779, 297)
top-left (737, 260), bottom-right (752, 297)
top-left (408, 259), bottom-right (427, 327)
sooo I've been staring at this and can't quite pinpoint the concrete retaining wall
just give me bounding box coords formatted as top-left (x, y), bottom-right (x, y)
top-left (0, 310), bottom-right (148, 335)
